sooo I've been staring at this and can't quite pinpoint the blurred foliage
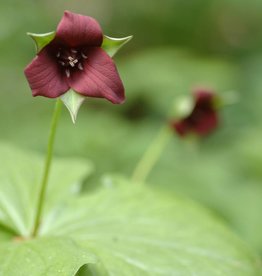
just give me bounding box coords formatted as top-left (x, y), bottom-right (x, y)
top-left (0, 144), bottom-right (260, 275)
top-left (0, 0), bottom-right (262, 263)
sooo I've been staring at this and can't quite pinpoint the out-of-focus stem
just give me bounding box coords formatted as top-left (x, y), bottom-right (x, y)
top-left (131, 125), bottom-right (172, 184)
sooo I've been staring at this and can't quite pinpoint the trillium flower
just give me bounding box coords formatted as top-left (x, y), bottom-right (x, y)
top-left (171, 89), bottom-right (219, 137)
top-left (24, 11), bottom-right (132, 122)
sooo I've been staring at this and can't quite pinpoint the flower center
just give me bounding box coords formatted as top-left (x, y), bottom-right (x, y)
top-left (56, 48), bottom-right (87, 78)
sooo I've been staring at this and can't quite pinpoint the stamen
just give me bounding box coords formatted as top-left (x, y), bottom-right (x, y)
top-left (78, 63), bottom-right (84, 70)
top-left (57, 48), bottom-right (84, 72)
top-left (65, 69), bottom-right (70, 78)
top-left (81, 52), bottom-right (88, 59)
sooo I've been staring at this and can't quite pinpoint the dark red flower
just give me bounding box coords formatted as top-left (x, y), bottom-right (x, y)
top-left (171, 89), bottom-right (219, 137)
top-left (24, 11), bottom-right (125, 104)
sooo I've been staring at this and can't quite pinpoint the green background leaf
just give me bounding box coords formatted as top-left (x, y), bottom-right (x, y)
top-left (0, 145), bottom-right (260, 275)
top-left (44, 177), bottom-right (260, 275)
top-left (0, 237), bottom-right (96, 276)
top-left (0, 143), bottom-right (93, 237)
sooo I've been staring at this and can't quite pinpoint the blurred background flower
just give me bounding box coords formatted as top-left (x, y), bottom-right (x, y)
top-left (1, 0), bottom-right (262, 257)
top-left (171, 89), bottom-right (219, 137)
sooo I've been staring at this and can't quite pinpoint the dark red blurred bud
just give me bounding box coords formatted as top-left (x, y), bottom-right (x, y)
top-left (171, 89), bottom-right (219, 137)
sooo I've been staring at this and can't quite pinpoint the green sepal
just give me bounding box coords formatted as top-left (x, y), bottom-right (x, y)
top-left (171, 95), bottom-right (194, 118)
top-left (60, 90), bottom-right (85, 124)
top-left (101, 35), bottom-right (133, 57)
top-left (27, 31), bottom-right (56, 53)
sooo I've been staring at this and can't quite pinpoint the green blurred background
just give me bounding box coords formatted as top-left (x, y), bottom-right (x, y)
top-left (1, 0), bottom-right (262, 257)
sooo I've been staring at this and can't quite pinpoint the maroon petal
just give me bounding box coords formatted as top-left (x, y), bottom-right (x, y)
top-left (55, 11), bottom-right (103, 47)
top-left (172, 120), bottom-right (190, 137)
top-left (24, 48), bottom-right (69, 98)
top-left (68, 48), bottom-right (125, 104)
top-left (193, 110), bottom-right (218, 135)
top-left (194, 89), bottom-right (214, 102)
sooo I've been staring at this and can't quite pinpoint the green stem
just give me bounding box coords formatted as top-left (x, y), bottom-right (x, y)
top-left (32, 99), bottom-right (62, 237)
top-left (132, 125), bottom-right (172, 183)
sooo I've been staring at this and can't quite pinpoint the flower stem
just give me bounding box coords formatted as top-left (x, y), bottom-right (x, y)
top-left (32, 99), bottom-right (62, 237)
top-left (132, 125), bottom-right (172, 183)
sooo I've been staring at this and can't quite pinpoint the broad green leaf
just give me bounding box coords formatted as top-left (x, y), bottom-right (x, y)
top-left (0, 225), bottom-right (13, 241)
top-left (44, 177), bottom-right (260, 276)
top-left (0, 144), bottom-right (259, 275)
top-left (101, 35), bottom-right (133, 57)
top-left (61, 90), bottom-right (86, 124)
top-left (0, 143), bottom-right (93, 237)
top-left (0, 237), bottom-right (96, 276)
top-left (27, 31), bottom-right (55, 53)
top-left (75, 263), bottom-right (108, 275)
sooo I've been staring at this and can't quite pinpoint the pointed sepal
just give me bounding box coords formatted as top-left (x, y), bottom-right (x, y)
top-left (101, 35), bottom-right (133, 57)
top-left (27, 31), bottom-right (56, 53)
top-left (172, 96), bottom-right (194, 118)
top-left (60, 90), bottom-right (85, 124)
